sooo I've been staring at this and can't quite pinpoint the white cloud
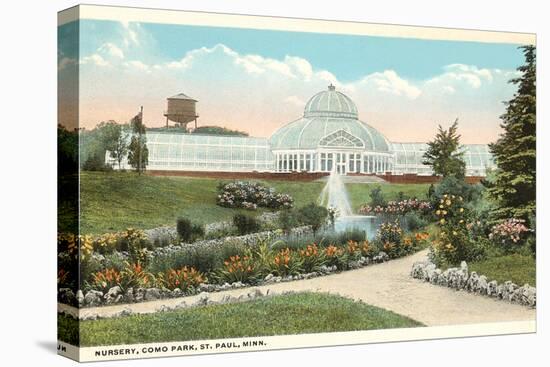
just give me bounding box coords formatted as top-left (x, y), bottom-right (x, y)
top-left (125, 60), bottom-right (150, 72)
top-left (98, 42), bottom-right (124, 59)
top-left (81, 54), bottom-right (109, 67)
top-left (285, 95), bottom-right (306, 107)
top-left (358, 70), bottom-right (422, 99)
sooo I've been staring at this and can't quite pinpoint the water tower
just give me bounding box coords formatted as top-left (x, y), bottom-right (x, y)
top-left (164, 92), bottom-right (199, 130)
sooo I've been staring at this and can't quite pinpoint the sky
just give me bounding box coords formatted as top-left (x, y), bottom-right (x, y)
top-left (58, 19), bottom-right (526, 143)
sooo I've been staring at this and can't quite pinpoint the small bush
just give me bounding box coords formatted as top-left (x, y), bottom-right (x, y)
top-left (161, 266), bottom-right (205, 291)
top-left (489, 218), bottom-right (530, 254)
top-left (120, 262), bottom-right (155, 289)
top-left (90, 268), bottom-right (121, 293)
top-left (271, 248), bottom-right (304, 276)
top-left (297, 203), bottom-right (328, 234)
top-left (217, 181), bottom-right (294, 210)
top-left (430, 193), bottom-right (486, 266)
top-left (369, 186), bottom-right (386, 207)
top-left (298, 244), bottom-right (326, 273)
top-left (233, 213), bottom-right (261, 235)
top-left (323, 245), bottom-right (347, 270)
top-left (278, 209), bottom-right (300, 234)
top-left (404, 211), bottom-right (428, 232)
top-left (217, 254), bottom-right (258, 284)
top-left (176, 218), bottom-right (204, 243)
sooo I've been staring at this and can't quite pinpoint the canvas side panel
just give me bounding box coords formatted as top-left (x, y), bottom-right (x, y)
top-left (57, 6), bottom-right (81, 361)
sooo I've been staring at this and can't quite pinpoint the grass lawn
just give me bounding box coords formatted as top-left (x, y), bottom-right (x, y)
top-left (467, 254), bottom-right (536, 286)
top-left (77, 172), bottom-right (324, 234)
top-left (58, 292), bottom-right (423, 347)
top-left (346, 183), bottom-right (430, 212)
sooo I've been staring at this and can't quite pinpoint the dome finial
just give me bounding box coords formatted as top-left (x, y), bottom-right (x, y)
top-left (328, 83), bottom-right (335, 91)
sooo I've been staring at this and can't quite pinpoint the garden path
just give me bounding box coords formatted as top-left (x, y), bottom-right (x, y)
top-left (72, 249), bottom-right (536, 326)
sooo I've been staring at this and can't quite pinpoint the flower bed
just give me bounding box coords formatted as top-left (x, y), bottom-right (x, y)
top-left (358, 199), bottom-right (431, 216)
top-left (58, 225), bottom-right (431, 308)
top-left (216, 181), bottom-right (293, 210)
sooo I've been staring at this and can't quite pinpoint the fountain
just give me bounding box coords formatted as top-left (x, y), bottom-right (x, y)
top-left (319, 168), bottom-right (381, 239)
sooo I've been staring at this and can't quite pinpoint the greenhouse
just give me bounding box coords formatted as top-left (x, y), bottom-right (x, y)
top-left (107, 85), bottom-right (496, 176)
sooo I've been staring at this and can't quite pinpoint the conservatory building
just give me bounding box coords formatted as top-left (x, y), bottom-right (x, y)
top-left (107, 85), bottom-right (495, 176)
top-left (270, 84), bottom-right (393, 175)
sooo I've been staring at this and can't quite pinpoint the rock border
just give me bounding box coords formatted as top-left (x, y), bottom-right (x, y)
top-left (410, 260), bottom-right (536, 307)
top-left (58, 252), bottom-right (391, 308)
top-left (59, 288), bottom-right (292, 321)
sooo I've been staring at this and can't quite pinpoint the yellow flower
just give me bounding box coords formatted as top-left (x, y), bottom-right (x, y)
top-left (440, 218), bottom-right (446, 224)
top-left (442, 210), bottom-right (447, 215)
top-left (436, 210), bottom-right (441, 215)
top-left (459, 208), bottom-right (464, 213)
top-left (445, 199), bottom-right (451, 206)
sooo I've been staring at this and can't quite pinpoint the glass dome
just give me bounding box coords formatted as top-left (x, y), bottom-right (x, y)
top-left (303, 84), bottom-right (358, 119)
top-left (270, 85), bottom-right (390, 152)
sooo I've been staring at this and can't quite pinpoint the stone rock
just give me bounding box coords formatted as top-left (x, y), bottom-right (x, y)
top-left (422, 263), bottom-right (436, 282)
top-left (429, 269), bottom-right (442, 284)
top-left (104, 286), bottom-right (123, 305)
top-left (467, 272), bottom-right (479, 292)
top-left (220, 294), bottom-right (237, 304)
top-left (247, 288), bottom-right (264, 299)
top-left (476, 275), bottom-right (488, 295)
top-left (144, 288), bottom-right (162, 301)
top-left (521, 285), bottom-right (536, 307)
top-left (195, 292), bottom-right (209, 306)
top-left (156, 304), bottom-right (173, 312)
top-left (84, 290), bottom-right (103, 307)
top-left (174, 300), bottom-right (187, 310)
top-left (113, 307), bottom-right (133, 318)
top-left (232, 281), bottom-right (245, 288)
top-left (171, 288), bottom-right (183, 298)
top-left (496, 284), bottom-right (505, 299)
top-left (76, 290), bottom-right (84, 307)
top-left (264, 273), bottom-right (274, 282)
top-left (487, 281), bottom-right (498, 297)
top-left (502, 281), bottom-right (518, 302)
top-left (58, 288), bottom-right (76, 306)
top-left (124, 288), bottom-right (134, 303)
top-left (134, 288), bottom-right (145, 303)
top-left (410, 261), bottom-right (426, 278)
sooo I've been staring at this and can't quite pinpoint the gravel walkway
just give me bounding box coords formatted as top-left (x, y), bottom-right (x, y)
top-left (71, 250), bottom-right (535, 326)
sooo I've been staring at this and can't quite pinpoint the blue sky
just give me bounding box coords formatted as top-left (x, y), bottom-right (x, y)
top-left (60, 19), bottom-right (525, 142)
top-left (78, 20), bottom-right (525, 82)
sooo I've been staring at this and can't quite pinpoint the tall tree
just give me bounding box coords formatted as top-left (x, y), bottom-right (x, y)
top-left (108, 124), bottom-right (129, 169)
top-left (423, 119), bottom-right (465, 178)
top-left (487, 45), bottom-right (536, 222)
top-left (127, 108), bottom-right (149, 174)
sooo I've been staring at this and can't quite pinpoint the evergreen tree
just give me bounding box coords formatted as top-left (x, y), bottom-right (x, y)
top-left (423, 119), bottom-right (465, 178)
top-left (487, 45), bottom-right (536, 222)
top-left (127, 109), bottom-right (149, 174)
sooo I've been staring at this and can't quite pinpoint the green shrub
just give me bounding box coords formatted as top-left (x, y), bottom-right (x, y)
top-left (404, 211), bottom-right (428, 232)
top-left (298, 244), bottom-right (327, 273)
top-left (433, 176), bottom-right (483, 207)
top-left (278, 209), bottom-right (299, 234)
top-left (270, 248), bottom-right (304, 276)
top-left (369, 186), bottom-right (386, 207)
top-left (176, 218), bottom-right (204, 243)
top-left (297, 203), bottom-right (328, 234)
top-left (233, 214), bottom-right (261, 235)
top-left (430, 193), bottom-right (486, 266)
top-left (217, 252), bottom-right (258, 284)
top-left (148, 246), bottom-right (220, 275)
